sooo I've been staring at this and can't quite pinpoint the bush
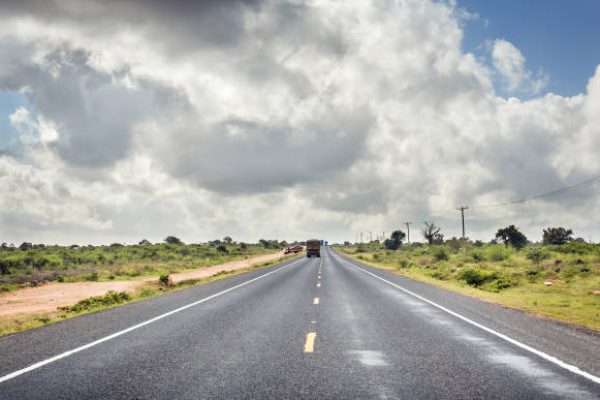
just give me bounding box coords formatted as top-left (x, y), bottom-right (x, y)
top-left (60, 291), bottom-right (131, 313)
top-left (526, 248), bottom-right (550, 264)
top-left (471, 251), bottom-right (485, 262)
top-left (553, 242), bottom-right (596, 255)
top-left (458, 268), bottom-right (498, 287)
top-left (494, 276), bottom-right (516, 290)
top-left (87, 272), bottom-right (99, 281)
top-left (159, 274), bottom-right (171, 286)
top-left (429, 270), bottom-right (449, 280)
top-left (485, 246), bottom-right (510, 262)
top-left (432, 247), bottom-right (449, 261)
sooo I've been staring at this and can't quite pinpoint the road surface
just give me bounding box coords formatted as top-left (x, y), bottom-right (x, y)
top-left (1, 246), bottom-right (599, 399)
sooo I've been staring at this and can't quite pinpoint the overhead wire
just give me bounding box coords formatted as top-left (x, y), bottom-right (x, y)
top-left (471, 175), bottom-right (600, 209)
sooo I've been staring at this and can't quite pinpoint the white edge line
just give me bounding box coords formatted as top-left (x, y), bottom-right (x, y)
top-left (337, 253), bottom-right (600, 386)
top-left (0, 258), bottom-right (302, 384)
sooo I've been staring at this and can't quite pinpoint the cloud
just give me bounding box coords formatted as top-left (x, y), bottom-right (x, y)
top-left (0, 0), bottom-right (599, 244)
top-left (491, 39), bottom-right (549, 94)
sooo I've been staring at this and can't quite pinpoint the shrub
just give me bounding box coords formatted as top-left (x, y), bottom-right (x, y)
top-left (429, 270), bottom-right (449, 280)
top-left (60, 291), bottom-right (131, 313)
top-left (432, 247), bottom-right (449, 262)
top-left (458, 268), bottom-right (498, 287)
top-left (553, 242), bottom-right (595, 255)
top-left (526, 248), bottom-right (550, 264)
top-left (494, 277), bottom-right (516, 290)
top-left (486, 246), bottom-right (510, 262)
top-left (159, 274), bottom-right (171, 286)
top-left (87, 272), bottom-right (99, 281)
top-left (471, 251), bottom-right (485, 262)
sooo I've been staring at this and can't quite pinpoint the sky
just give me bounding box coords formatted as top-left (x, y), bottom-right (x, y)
top-left (1, 0), bottom-right (599, 245)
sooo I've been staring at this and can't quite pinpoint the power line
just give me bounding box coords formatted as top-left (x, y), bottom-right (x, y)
top-left (473, 175), bottom-right (600, 208)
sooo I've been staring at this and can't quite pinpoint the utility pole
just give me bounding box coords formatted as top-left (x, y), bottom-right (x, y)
top-left (360, 232), bottom-right (363, 243)
top-left (369, 231), bottom-right (373, 242)
top-left (455, 206), bottom-right (468, 240)
top-left (404, 221), bottom-right (412, 244)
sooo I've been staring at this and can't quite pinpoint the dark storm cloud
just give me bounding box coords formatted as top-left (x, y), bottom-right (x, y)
top-left (158, 106), bottom-right (374, 194)
top-left (0, 45), bottom-right (155, 168)
top-left (0, 0), bottom-right (263, 52)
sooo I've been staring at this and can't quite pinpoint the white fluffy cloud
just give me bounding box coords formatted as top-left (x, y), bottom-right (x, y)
top-left (0, 0), bottom-right (599, 244)
top-left (492, 38), bottom-right (548, 94)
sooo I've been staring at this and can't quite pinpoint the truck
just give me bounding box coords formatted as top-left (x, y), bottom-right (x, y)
top-left (284, 245), bottom-right (304, 254)
top-left (306, 239), bottom-right (321, 258)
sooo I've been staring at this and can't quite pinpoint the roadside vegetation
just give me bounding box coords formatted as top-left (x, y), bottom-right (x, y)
top-left (337, 224), bottom-right (600, 331)
top-left (0, 236), bottom-right (289, 291)
top-left (0, 239), bottom-right (295, 336)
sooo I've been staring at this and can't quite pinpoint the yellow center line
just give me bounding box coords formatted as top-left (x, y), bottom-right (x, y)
top-left (304, 332), bottom-right (317, 353)
top-left (313, 297), bottom-right (319, 305)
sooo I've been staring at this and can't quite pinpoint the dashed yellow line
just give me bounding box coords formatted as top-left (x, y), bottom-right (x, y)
top-left (304, 332), bottom-right (317, 353)
top-left (313, 297), bottom-right (319, 305)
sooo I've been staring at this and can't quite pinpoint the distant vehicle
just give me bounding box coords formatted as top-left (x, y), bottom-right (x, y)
top-left (306, 239), bottom-right (321, 258)
top-left (284, 245), bottom-right (304, 254)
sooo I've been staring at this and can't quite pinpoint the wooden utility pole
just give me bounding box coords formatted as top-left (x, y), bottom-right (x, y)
top-left (404, 221), bottom-right (412, 244)
top-left (455, 206), bottom-right (468, 240)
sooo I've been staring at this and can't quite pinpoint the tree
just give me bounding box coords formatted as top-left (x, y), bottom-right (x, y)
top-left (223, 236), bottom-right (233, 244)
top-left (423, 222), bottom-right (444, 245)
top-left (542, 227), bottom-right (573, 245)
top-left (19, 242), bottom-right (33, 251)
top-left (164, 236), bottom-right (184, 245)
top-left (384, 230), bottom-right (406, 250)
top-left (138, 239), bottom-right (151, 246)
top-left (495, 225), bottom-right (528, 249)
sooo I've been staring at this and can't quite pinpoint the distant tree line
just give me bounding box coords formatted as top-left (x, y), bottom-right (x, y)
top-left (373, 222), bottom-right (582, 251)
top-left (0, 236), bottom-right (290, 276)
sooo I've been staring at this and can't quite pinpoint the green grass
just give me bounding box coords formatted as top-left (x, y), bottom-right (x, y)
top-left (0, 254), bottom-right (297, 337)
top-left (0, 241), bottom-right (285, 290)
top-left (336, 243), bottom-right (600, 331)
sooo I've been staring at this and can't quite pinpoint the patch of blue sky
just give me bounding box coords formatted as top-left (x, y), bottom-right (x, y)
top-left (458, 0), bottom-right (600, 97)
top-left (0, 91), bottom-right (30, 155)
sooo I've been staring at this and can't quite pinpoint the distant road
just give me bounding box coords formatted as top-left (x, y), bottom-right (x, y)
top-left (1, 246), bottom-right (599, 399)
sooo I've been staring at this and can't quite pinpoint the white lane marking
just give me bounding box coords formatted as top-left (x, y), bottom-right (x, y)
top-left (0, 258), bottom-right (303, 384)
top-left (316, 283), bottom-right (321, 288)
top-left (313, 297), bottom-right (320, 305)
top-left (339, 254), bottom-right (600, 386)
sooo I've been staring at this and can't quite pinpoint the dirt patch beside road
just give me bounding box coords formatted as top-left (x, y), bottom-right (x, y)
top-left (0, 252), bottom-right (285, 317)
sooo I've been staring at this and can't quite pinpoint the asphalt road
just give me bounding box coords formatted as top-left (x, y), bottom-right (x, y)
top-left (1, 246), bottom-right (599, 399)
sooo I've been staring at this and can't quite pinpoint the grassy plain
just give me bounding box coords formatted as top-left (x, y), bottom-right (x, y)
top-left (0, 241), bottom-right (279, 290)
top-left (337, 242), bottom-right (600, 331)
top-left (0, 241), bottom-right (292, 336)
